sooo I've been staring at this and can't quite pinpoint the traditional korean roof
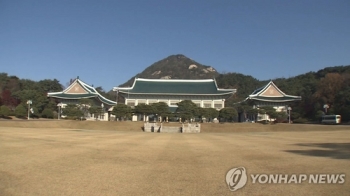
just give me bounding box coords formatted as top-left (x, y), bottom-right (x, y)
top-left (47, 78), bottom-right (117, 106)
top-left (247, 81), bottom-right (301, 102)
top-left (113, 78), bottom-right (236, 96)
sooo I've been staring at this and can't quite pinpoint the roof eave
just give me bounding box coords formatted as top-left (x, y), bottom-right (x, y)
top-left (118, 92), bottom-right (235, 96)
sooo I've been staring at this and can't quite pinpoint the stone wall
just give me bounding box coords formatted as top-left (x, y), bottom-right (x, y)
top-left (182, 123), bottom-right (201, 133)
top-left (143, 122), bottom-right (161, 132)
top-left (161, 126), bottom-right (181, 133)
top-left (143, 123), bottom-right (200, 133)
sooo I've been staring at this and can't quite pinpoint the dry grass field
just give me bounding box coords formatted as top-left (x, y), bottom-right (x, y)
top-left (0, 120), bottom-right (349, 195)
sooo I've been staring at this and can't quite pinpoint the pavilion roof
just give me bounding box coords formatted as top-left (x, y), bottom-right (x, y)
top-left (47, 78), bottom-right (117, 106)
top-left (247, 81), bottom-right (301, 102)
top-left (113, 78), bottom-right (236, 96)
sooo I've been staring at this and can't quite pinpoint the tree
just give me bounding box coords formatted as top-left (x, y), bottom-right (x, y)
top-left (62, 104), bottom-right (83, 119)
top-left (134, 103), bottom-right (154, 121)
top-left (0, 105), bottom-right (11, 117)
top-left (219, 107), bottom-right (238, 122)
top-left (313, 73), bottom-right (345, 111)
top-left (15, 104), bottom-right (27, 118)
top-left (234, 102), bottom-right (253, 121)
top-left (151, 102), bottom-right (170, 121)
top-left (246, 108), bottom-right (259, 121)
top-left (1, 90), bottom-right (19, 109)
top-left (199, 108), bottom-right (219, 122)
top-left (88, 106), bottom-right (102, 119)
top-left (112, 104), bottom-right (131, 121)
top-left (31, 107), bottom-right (40, 118)
top-left (37, 79), bottom-right (63, 92)
top-left (176, 100), bottom-right (199, 122)
top-left (259, 106), bottom-right (278, 119)
top-left (12, 90), bottom-right (48, 113)
top-left (41, 108), bottom-right (54, 119)
top-left (198, 108), bottom-right (209, 122)
top-left (78, 98), bottom-right (93, 118)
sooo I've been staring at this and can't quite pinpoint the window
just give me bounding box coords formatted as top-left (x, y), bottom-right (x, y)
top-left (214, 103), bottom-right (222, 109)
top-left (204, 103), bottom-right (211, 108)
top-left (148, 100), bottom-right (157, 104)
top-left (193, 101), bottom-right (201, 107)
top-left (127, 102), bottom-right (135, 106)
top-left (137, 100), bottom-right (146, 105)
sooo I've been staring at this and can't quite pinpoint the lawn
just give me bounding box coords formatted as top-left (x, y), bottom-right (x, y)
top-left (0, 121), bottom-right (349, 195)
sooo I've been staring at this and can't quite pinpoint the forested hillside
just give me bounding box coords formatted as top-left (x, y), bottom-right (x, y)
top-left (215, 65), bottom-right (350, 122)
top-left (0, 62), bottom-right (349, 122)
top-left (0, 74), bottom-right (113, 119)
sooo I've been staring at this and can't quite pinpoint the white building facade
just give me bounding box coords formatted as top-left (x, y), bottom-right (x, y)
top-left (113, 78), bottom-right (236, 121)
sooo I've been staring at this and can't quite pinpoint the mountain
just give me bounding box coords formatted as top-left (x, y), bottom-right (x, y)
top-left (119, 54), bottom-right (219, 87)
top-left (116, 54), bottom-right (350, 122)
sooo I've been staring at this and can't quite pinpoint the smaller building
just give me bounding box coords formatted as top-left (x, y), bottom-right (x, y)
top-left (244, 81), bottom-right (301, 122)
top-left (47, 77), bottom-right (117, 121)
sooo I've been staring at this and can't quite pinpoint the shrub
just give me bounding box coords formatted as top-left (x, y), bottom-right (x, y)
top-left (0, 105), bottom-right (11, 117)
top-left (293, 118), bottom-right (309, 124)
top-left (15, 105), bottom-right (27, 119)
top-left (41, 108), bottom-right (54, 119)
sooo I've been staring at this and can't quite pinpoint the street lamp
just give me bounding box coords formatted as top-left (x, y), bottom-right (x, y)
top-left (57, 103), bottom-right (62, 120)
top-left (287, 106), bottom-right (292, 124)
top-left (323, 104), bottom-right (329, 114)
top-left (101, 103), bottom-right (104, 120)
top-left (27, 100), bottom-right (32, 120)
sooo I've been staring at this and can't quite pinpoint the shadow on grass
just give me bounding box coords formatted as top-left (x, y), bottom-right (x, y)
top-left (285, 143), bottom-right (350, 160)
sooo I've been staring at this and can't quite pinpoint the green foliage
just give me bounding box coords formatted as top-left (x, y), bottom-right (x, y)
top-left (0, 105), bottom-right (11, 117)
top-left (275, 112), bottom-right (288, 123)
top-left (79, 98), bottom-right (93, 117)
top-left (176, 100), bottom-right (199, 122)
top-left (62, 104), bottom-right (83, 118)
top-left (198, 108), bottom-right (220, 122)
top-left (315, 110), bottom-right (325, 122)
top-left (151, 102), bottom-right (170, 118)
top-left (88, 106), bottom-right (102, 119)
top-left (259, 106), bottom-right (278, 118)
top-left (41, 108), bottom-right (54, 119)
top-left (293, 118), bottom-right (309, 124)
top-left (135, 103), bottom-right (154, 116)
top-left (2, 62), bottom-right (350, 123)
top-left (31, 107), bottom-right (40, 118)
top-left (112, 104), bottom-right (132, 121)
top-left (216, 73), bottom-right (262, 104)
top-left (219, 107), bottom-right (238, 122)
top-left (15, 104), bottom-right (27, 118)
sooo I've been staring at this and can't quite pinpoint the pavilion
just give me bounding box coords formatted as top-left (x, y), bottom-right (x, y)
top-left (47, 77), bottom-right (116, 121)
top-left (243, 80), bottom-right (301, 122)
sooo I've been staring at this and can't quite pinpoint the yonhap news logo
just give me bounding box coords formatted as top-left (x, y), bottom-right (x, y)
top-left (225, 167), bottom-right (248, 191)
top-left (226, 167), bottom-right (346, 192)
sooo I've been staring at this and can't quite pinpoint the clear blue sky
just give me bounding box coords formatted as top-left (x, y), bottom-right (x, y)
top-left (1, 0), bottom-right (349, 91)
